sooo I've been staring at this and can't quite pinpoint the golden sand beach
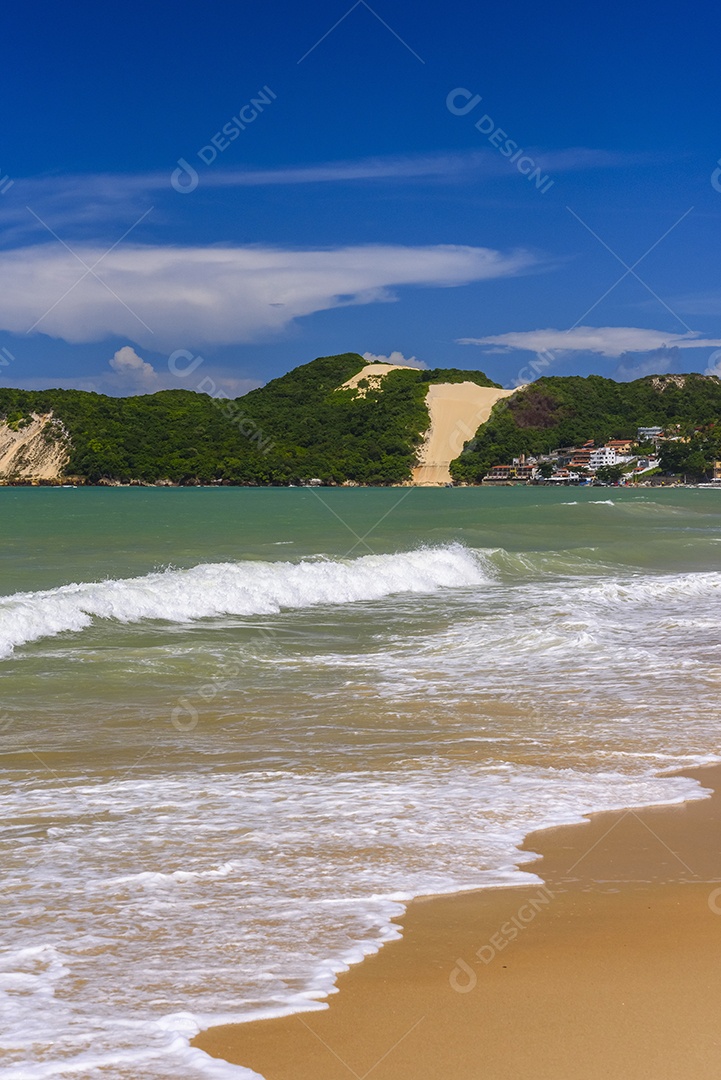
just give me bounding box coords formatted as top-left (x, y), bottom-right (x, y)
top-left (195, 764), bottom-right (721, 1079)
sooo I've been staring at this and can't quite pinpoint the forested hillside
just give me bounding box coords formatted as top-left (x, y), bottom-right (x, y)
top-left (4, 361), bottom-right (720, 485)
top-left (450, 373), bottom-right (721, 481)
top-left (0, 353), bottom-right (499, 484)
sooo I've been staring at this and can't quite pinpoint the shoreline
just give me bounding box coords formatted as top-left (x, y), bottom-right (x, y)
top-left (0, 479), bottom-right (711, 488)
top-left (193, 763), bottom-right (721, 1079)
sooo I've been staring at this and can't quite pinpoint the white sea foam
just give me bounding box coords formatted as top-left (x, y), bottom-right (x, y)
top-left (560, 498), bottom-right (614, 506)
top-left (5, 523), bottom-right (721, 1079)
top-left (587, 570), bottom-right (721, 605)
top-left (0, 764), bottom-right (709, 1079)
top-left (0, 544), bottom-right (486, 659)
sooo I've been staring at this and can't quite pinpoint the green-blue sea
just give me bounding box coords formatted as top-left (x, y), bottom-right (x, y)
top-left (2, 487), bottom-right (720, 1079)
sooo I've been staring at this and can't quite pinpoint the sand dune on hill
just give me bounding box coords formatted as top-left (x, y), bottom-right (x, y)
top-left (339, 363), bottom-right (418, 397)
top-left (412, 383), bottom-right (519, 485)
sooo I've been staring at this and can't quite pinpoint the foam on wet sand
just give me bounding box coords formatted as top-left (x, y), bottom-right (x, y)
top-left (194, 764), bottom-right (721, 1080)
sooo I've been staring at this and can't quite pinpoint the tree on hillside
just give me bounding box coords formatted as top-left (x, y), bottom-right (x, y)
top-left (595, 465), bottom-right (625, 484)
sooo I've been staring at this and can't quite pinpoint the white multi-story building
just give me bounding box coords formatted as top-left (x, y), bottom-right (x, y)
top-left (638, 426), bottom-right (664, 441)
top-left (589, 446), bottom-right (617, 469)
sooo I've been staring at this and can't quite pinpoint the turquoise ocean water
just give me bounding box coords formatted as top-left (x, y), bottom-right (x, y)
top-left (1, 487), bottom-right (720, 1078)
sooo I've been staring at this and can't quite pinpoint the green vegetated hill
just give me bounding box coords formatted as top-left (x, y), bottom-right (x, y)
top-left (0, 353), bottom-right (500, 485)
top-left (5, 361), bottom-right (720, 485)
top-left (450, 373), bottom-right (721, 481)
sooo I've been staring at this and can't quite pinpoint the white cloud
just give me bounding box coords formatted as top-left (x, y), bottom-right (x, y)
top-left (10, 366), bottom-right (262, 398)
top-left (108, 345), bottom-right (160, 390)
top-left (0, 242), bottom-right (534, 350)
top-left (705, 349), bottom-right (721, 378)
top-left (10, 344), bottom-right (262, 397)
top-left (614, 347), bottom-right (678, 381)
top-left (362, 350), bottom-right (427, 369)
top-left (458, 326), bottom-right (721, 358)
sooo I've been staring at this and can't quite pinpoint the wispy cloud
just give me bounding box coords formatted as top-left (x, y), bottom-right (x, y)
top-left (0, 149), bottom-right (656, 242)
top-left (202, 152), bottom-right (481, 186)
top-left (458, 326), bottom-right (721, 358)
top-left (671, 292), bottom-right (721, 317)
top-left (1, 242), bottom-right (535, 350)
top-left (189, 148), bottom-right (644, 186)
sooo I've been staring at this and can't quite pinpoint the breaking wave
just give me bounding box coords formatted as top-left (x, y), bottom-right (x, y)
top-left (0, 544), bottom-right (487, 658)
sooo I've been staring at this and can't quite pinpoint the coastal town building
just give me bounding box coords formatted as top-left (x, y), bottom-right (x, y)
top-left (589, 446), bottom-right (617, 468)
top-left (484, 463), bottom-right (538, 482)
top-left (568, 441), bottom-right (594, 469)
top-left (547, 447), bottom-right (576, 465)
top-left (484, 465), bottom-right (514, 481)
top-left (606, 439), bottom-right (634, 454)
top-left (629, 455), bottom-right (659, 475)
top-left (637, 426), bottom-right (664, 443)
top-left (484, 435), bottom-right (664, 484)
top-left (546, 468), bottom-right (580, 482)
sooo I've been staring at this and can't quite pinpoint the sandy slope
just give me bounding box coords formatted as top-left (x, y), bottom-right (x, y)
top-left (339, 363), bottom-right (417, 396)
top-left (412, 383), bottom-right (518, 485)
top-left (0, 412), bottom-right (68, 481)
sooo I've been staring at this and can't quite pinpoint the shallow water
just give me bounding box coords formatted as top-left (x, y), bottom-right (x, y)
top-left (1, 487), bottom-right (720, 1078)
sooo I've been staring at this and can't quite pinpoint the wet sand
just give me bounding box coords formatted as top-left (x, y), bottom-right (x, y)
top-left (194, 764), bottom-right (721, 1079)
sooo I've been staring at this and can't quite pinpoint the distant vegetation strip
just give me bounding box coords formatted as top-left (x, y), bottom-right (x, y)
top-left (450, 373), bottom-right (721, 482)
top-left (0, 354), bottom-right (499, 485)
top-left (2, 361), bottom-right (720, 485)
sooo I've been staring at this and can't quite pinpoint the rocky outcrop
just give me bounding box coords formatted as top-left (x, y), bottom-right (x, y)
top-left (649, 375), bottom-right (688, 391)
top-left (0, 412), bottom-right (69, 482)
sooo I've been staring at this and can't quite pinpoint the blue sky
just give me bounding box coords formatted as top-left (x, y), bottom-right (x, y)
top-left (1, 0), bottom-right (721, 395)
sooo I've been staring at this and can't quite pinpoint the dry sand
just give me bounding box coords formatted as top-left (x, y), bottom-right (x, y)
top-left (412, 383), bottom-right (518, 485)
top-left (337, 368), bottom-right (518, 484)
top-left (0, 412), bottom-right (68, 481)
top-left (339, 363), bottom-right (417, 396)
top-left (194, 764), bottom-right (721, 1080)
